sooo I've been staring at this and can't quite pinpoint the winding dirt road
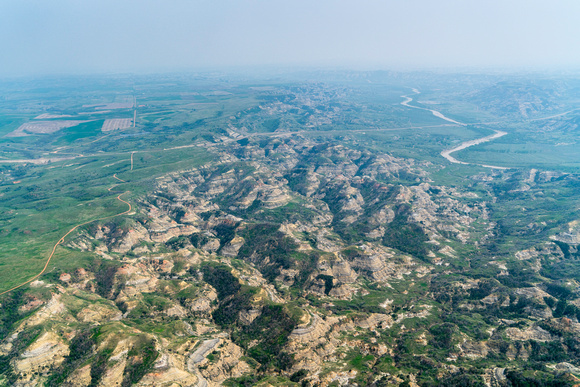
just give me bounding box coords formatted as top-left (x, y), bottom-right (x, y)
top-left (0, 183), bottom-right (132, 296)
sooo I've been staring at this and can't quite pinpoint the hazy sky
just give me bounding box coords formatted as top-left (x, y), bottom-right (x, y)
top-left (1, 0), bottom-right (579, 76)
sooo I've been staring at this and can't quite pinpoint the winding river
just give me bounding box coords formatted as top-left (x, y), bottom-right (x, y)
top-left (401, 89), bottom-right (508, 169)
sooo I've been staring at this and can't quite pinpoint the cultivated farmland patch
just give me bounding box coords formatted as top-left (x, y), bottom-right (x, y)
top-left (82, 102), bottom-right (134, 110)
top-left (7, 120), bottom-right (91, 137)
top-left (34, 114), bottom-right (73, 119)
top-left (102, 118), bottom-right (133, 132)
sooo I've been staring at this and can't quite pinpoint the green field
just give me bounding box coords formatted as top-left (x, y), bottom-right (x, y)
top-left (0, 145), bottom-right (212, 292)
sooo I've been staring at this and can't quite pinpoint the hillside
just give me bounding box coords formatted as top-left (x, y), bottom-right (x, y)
top-left (1, 71), bottom-right (580, 386)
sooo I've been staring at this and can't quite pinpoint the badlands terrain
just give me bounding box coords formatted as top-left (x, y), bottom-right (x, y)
top-left (1, 71), bottom-right (580, 386)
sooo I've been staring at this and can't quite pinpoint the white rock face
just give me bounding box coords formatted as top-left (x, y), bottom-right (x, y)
top-left (14, 332), bottom-right (69, 374)
top-left (505, 325), bottom-right (555, 342)
top-left (220, 236), bottom-right (245, 257)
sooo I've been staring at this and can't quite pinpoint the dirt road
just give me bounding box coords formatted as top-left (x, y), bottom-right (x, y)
top-left (0, 182), bottom-right (132, 296)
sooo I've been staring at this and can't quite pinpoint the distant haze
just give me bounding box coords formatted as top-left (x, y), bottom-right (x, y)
top-left (1, 0), bottom-right (580, 77)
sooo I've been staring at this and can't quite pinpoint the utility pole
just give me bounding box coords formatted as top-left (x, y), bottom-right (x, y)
top-left (133, 95), bottom-right (137, 128)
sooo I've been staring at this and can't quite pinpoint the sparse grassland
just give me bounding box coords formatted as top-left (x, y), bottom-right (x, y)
top-left (0, 144), bottom-right (212, 292)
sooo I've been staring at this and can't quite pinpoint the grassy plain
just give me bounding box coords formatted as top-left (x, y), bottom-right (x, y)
top-left (0, 144), bottom-right (212, 292)
top-left (458, 133), bottom-right (580, 171)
